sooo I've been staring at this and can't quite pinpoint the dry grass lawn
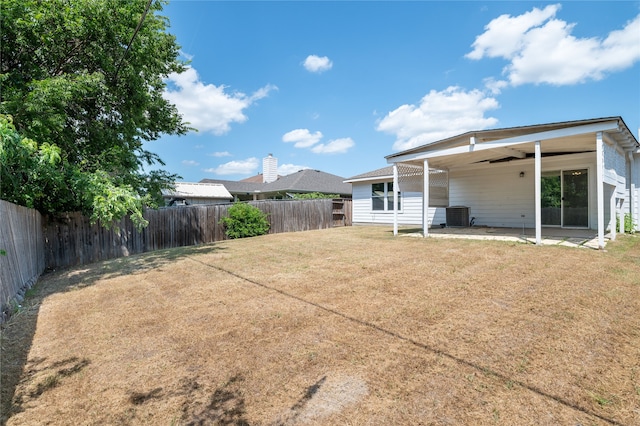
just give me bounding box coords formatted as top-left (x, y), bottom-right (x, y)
top-left (2, 226), bottom-right (640, 425)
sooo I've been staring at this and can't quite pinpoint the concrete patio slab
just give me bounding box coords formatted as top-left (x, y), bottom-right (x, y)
top-left (398, 226), bottom-right (609, 249)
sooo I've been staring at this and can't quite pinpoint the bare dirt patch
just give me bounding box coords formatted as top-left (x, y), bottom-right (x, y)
top-left (2, 226), bottom-right (640, 425)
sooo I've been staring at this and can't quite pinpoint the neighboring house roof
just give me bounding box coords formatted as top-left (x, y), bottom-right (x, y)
top-left (385, 116), bottom-right (639, 170)
top-left (344, 166), bottom-right (394, 182)
top-left (344, 165), bottom-right (444, 183)
top-left (239, 173), bottom-right (283, 183)
top-left (201, 169), bottom-right (352, 196)
top-left (161, 182), bottom-right (233, 199)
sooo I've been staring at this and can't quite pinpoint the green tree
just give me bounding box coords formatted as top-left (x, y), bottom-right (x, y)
top-left (0, 0), bottom-right (189, 228)
top-left (291, 192), bottom-right (341, 199)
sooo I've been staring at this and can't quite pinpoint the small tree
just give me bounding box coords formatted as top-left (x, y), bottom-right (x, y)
top-left (220, 203), bottom-right (270, 239)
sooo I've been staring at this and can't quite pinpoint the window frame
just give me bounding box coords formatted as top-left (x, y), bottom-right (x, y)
top-left (371, 181), bottom-right (402, 212)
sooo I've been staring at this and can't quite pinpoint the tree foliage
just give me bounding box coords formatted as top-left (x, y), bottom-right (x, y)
top-left (220, 203), bottom-right (270, 239)
top-left (291, 192), bottom-right (341, 199)
top-left (0, 0), bottom-right (189, 228)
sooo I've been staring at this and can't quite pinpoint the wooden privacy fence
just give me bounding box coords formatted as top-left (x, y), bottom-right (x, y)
top-left (43, 198), bottom-right (352, 270)
top-left (0, 200), bottom-right (45, 320)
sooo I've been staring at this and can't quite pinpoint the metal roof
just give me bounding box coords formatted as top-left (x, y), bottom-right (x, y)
top-left (161, 182), bottom-right (233, 199)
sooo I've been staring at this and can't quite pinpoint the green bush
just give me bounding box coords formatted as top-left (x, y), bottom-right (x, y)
top-left (220, 202), bottom-right (270, 239)
top-left (617, 213), bottom-right (637, 234)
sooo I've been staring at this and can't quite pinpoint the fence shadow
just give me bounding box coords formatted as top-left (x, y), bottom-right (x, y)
top-left (0, 243), bottom-right (224, 424)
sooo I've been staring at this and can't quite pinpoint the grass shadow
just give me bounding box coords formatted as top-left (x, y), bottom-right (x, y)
top-left (183, 374), bottom-right (249, 426)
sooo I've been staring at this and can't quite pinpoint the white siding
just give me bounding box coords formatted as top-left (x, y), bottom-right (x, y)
top-left (633, 153), bottom-right (640, 231)
top-left (603, 142), bottom-right (626, 183)
top-left (603, 142), bottom-right (628, 225)
top-left (351, 181), bottom-right (445, 226)
top-left (448, 152), bottom-right (598, 229)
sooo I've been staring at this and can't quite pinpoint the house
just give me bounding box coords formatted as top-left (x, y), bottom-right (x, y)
top-left (344, 166), bottom-right (448, 227)
top-left (201, 169), bottom-right (352, 201)
top-left (377, 117), bottom-right (639, 249)
top-left (201, 154), bottom-right (352, 200)
top-left (161, 182), bottom-right (233, 206)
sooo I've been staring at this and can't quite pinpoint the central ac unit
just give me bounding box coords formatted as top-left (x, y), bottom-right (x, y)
top-left (446, 206), bottom-right (470, 227)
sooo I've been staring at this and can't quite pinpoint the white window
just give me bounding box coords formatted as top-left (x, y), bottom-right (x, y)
top-left (372, 182), bottom-right (401, 211)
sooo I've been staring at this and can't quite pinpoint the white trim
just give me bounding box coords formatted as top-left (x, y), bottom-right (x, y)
top-left (388, 121), bottom-right (620, 164)
top-left (344, 175), bottom-right (393, 184)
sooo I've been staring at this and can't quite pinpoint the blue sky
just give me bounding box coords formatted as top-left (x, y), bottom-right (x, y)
top-left (147, 1), bottom-right (640, 182)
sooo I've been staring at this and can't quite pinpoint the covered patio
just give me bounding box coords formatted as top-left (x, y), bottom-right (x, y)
top-left (396, 226), bottom-right (608, 249)
top-left (386, 117), bottom-right (639, 249)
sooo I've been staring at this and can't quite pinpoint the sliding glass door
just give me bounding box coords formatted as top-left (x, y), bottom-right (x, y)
top-left (541, 169), bottom-right (589, 228)
top-left (541, 171), bottom-right (561, 226)
top-left (562, 169), bottom-right (588, 227)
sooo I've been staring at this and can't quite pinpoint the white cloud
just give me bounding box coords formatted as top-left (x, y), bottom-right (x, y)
top-left (468, 6), bottom-right (640, 88)
top-left (278, 163), bottom-right (310, 175)
top-left (181, 160), bottom-right (200, 166)
top-left (303, 55), bottom-right (333, 73)
top-left (311, 137), bottom-right (355, 154)
top-left (282, 128), bottom-right (323, 148)
top-left (204, 157), bottom-right (259, 176)
top-left (376, 86), bottom-right (499, 151)
top-left (163, 67), bottom-right (277, 134)
top-left (208, 151), bottom-right (232, 157)
top-left (467, 4), bottom-right (561, 60)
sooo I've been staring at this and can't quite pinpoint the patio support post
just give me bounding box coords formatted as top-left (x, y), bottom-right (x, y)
top-left (596, 131), bottom-right (605, 249)
top-left (393, 163), bottom-right (398, 236)
top-left (423, 159), bottom-right (429, 238)
top-left (611, 191), bottom-right (617, 241)
top-left (535, 140), bottom-right (542, 245)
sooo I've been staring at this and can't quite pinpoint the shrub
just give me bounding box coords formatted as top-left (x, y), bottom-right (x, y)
top-left (220, 202), bottom-right (270, 239)
top-left (617, 213), bottom-right (637, 234)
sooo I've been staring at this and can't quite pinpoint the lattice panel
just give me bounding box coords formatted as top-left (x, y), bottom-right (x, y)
top-left (397, 164), bottom-right (424, 193)
top-left (395, 165), bottom-right (448, 206)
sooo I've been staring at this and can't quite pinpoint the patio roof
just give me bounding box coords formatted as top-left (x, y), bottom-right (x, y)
top-left (386, 116), bottom-right (638, 171)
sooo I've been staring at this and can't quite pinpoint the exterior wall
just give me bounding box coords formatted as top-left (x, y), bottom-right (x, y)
top-left (187, 198), bottom-right (232, 205)
top-left (633, 153), bottom-right (640, 230)
top-left (603, 142), bottom-right (628, 225)
top-left (165, 197), bottom-right (231, 206)
top-left (351, 181), bottom-right (445, 226)
top-left (448, 152), bottom-right (598, 229)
